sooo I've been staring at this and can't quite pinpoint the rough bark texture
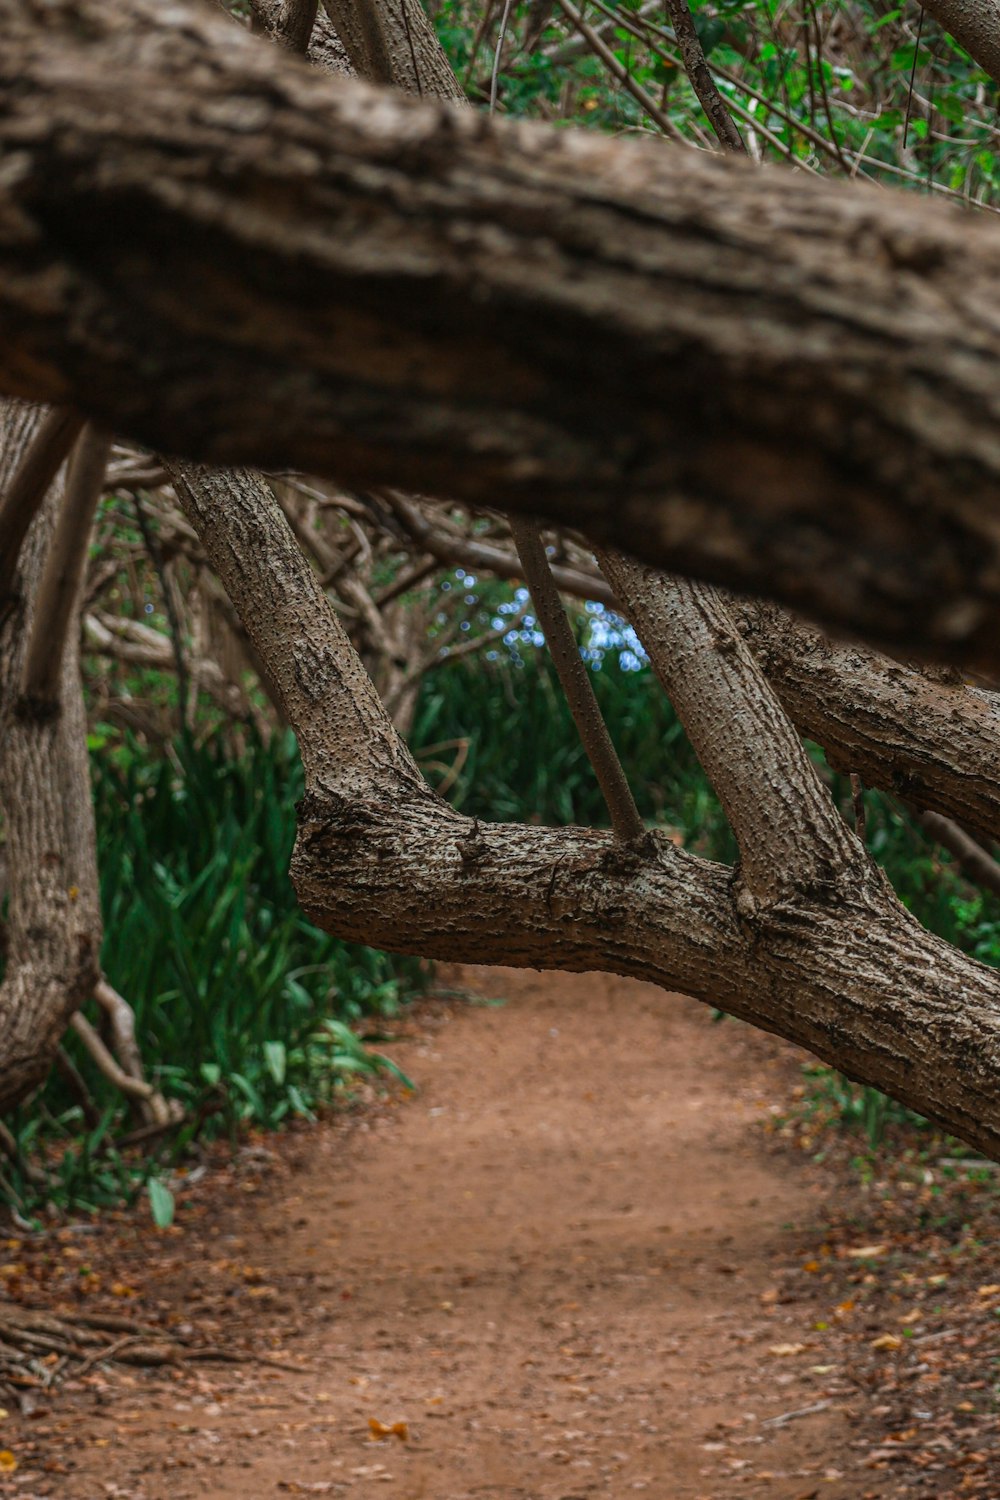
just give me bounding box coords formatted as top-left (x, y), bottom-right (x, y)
top-left (596, 553), bottom-right (857, 904)
top-left (921, 0), bottom-right (1000, 84)
top-left (0, 404), bottom-right (101, 1108)
top-left (6, 0), bottom-right (1000, 662)
top-left (320, 0), bottom-right (464, 95)
top-left (730, 600), bottom-right (1000, 844)
top-left (168, 460), bottom-right (1000, 1160)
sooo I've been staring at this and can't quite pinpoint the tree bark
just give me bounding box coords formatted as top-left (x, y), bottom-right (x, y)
top-left (6, 0), bottom-right (1000, 663)
top-left (921, 0), bottom-right (1000, 85)
top-left (167, 458), bottom-right (1000, 1161)
top-left (729, 600), bottom-right (1000, 844)
top-left (393, 504), bottom-right (1000, 846)
top-left (0, 403), bottom-right (102, 1108)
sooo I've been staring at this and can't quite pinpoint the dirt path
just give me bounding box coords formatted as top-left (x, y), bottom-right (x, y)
top-left (10, 970), bottom-right (868, 1498)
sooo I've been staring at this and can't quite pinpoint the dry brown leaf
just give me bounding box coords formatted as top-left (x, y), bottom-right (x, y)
top-left (368, 1417), bottom-right (409, 1442)
top-left (870, 1334), bottom-right (903, 1351)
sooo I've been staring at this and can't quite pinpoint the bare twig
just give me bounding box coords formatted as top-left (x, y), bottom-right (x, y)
top-left (763, 1398), bottom-right (832, 1427)
top-left (69, 1012), bottom-right (157, 1105)
top-left (0, 408), bottom-right (84, 602)
top-left (510, 517), bottom-right (644, 842)
top-left (54, 1047), bottom-right (101, 1128)
top-left (0, 1120), bottom-right (46, 1186)
top-left (20, 425), bottom-right (111, 709)
top-left (384, 491), bottom-right (614, 607)
top-left (917, 809), bottom-right (1000, 899)
top-left (132, 488), bottom-right (192, 732)
top-left (662, 0), bottom-right (747, 155)
top-left (490, 0), bottom-right (515, 110)
top-left (551, 0), bottom-right (688, 143)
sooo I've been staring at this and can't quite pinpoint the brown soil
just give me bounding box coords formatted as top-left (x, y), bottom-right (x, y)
top-left (2, 970), bottom-right (890, 1497)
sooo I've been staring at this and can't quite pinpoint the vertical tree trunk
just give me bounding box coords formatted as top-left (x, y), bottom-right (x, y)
top-left (0, 402), bottom-right (102, 1108)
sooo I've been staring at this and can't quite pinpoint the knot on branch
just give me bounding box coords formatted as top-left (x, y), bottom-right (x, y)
top-left (456, 819), bottom-right (487, 867)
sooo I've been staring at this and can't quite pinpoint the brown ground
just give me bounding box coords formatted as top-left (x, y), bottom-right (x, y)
top-left (0, 969), bottom-right (973, 1498)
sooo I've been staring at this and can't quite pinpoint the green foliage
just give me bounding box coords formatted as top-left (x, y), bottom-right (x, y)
top-left (434, 0), bottom-right (999, 204)
top-left (4, 732), bottom-right (426, 1219)
top-left (412, 622), bottom-right (737, 859)
top-left (798, 1061), bottom-right (928, 1150)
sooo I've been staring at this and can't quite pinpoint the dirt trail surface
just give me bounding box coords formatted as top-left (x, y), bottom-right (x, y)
top-left (5, 971), bottom-right (874, 1497)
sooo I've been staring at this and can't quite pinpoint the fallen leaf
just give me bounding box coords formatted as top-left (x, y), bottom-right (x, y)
top-left (368, 1417), bottom-right (408, 1442)
top-left (870, 1334), bottom-right (902, 1351)
top-left (845, 1245), bottom-right (887, 1259)
top-left (0, 1451), bottom-right (16, 1473)
top-left (768, 1343), bottom-right (807, 1357)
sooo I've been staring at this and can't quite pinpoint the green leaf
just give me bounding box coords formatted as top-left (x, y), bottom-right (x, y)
top-left (264, 1040), bottom-right (287, 1085)
top-left (147, 1178), bottom-right (175, 1228)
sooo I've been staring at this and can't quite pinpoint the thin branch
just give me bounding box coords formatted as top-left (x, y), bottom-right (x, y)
top-left (93, 978), bottom-right (176, 1126)
top-left (597, 549), bottom-right (856, 902)
top-left (510, 516), bottom-right (644, 842)
top-left (917, 809), bottom-right (1000, 900)
top-left (55, 1047), bottom-right (101, 1129)
top-left (551, 0), bottom-right (688, 143)
top-left (385, 491), bottom-right (612, 607)
top-left (132, 488), bottom-right (192, 735)
top-left (20, 425), bottom-right (111, 710)
top-left (662, 0), bottom-right (747, 155)
top-left (0, 408), bottom-right (84, 602)
top-left (69, 1013), bottom-right (157, 1104)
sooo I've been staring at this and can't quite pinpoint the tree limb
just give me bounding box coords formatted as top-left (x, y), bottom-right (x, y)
top-left (21, 425), bottom-right (110, 711)
top-left (164, 458), bottom-right (1000, 1161)
top-left (6, 0), bottom-right (1000, 661)
top-left (0, 409), bottom-right (84, 604)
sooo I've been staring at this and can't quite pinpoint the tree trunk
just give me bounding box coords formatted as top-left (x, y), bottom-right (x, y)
top-left (0, 403), bottom-right (102, 1108)
top-left (5, 0), bottom-right (1000, 663)
top-left (168, 459), bottom-right (1000, 1161)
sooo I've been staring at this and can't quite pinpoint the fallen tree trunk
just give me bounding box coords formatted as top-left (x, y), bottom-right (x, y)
top-left (4, 0), bottom-right (1000, 664)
